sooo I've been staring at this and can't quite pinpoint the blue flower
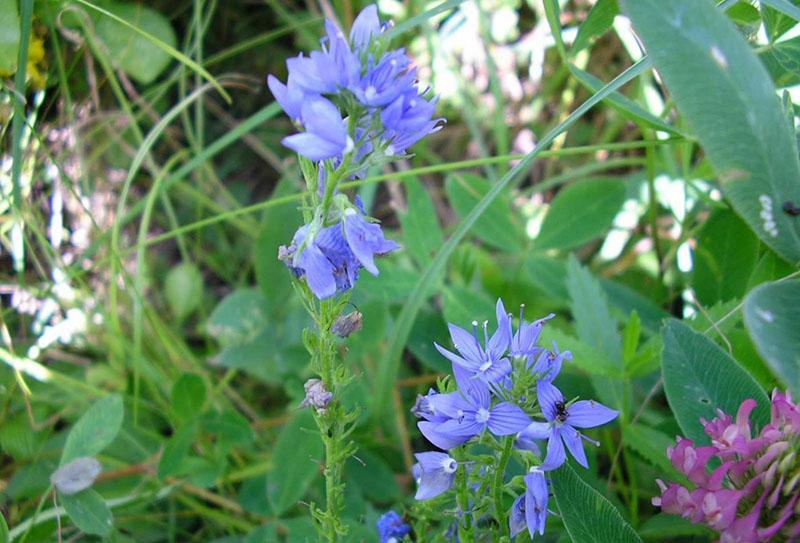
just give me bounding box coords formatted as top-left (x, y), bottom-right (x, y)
top-left (381, 89), bottom-right (444, 155)
top-left (376, 510), bottom-right (411, 542)
top-left (417, 365), bottom-right (530, 450)
top-left (529, 341), bottom-right (572, 383)
top-left (519, 384), bottom-right (618, 470)
top-left (434, 298), bottom-right (513, 385)
top-left (509, 310), bottom-right (554, 361)
top-left (342, 208), bottom-right (401, 275)
top-left (351, 49), bottom-right (416, 107)
top-left (413, 451), bottom-right (458, 500)
top-left (281, 223), bottom-right (361, 299)
top-left (267, 73), bottom-right (306, 121)
top-left (282, 97), bottom-right (354, 162)
top-left (350, 5), bottom-right (382, 52)
top-left (509, 468), bottom-right (549, 538)
top-left (286, 21), bottom-right (359, 94)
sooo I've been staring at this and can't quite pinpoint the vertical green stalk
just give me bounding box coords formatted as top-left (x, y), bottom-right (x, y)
top-left (454, 448), bottom-right (475, 542)
top-left (492, 436), bottom-right (515, 538)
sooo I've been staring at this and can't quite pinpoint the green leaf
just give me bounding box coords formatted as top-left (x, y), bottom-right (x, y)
top-left (171, 374), bottom-right (207, 421)
top-left (691, 209), bottom-right (760, 306)
top-left (760, 0), bottom-right (800, 42)
top-left (566, 255), bottom-right (622, 362)
top-left (164, 263), bottom-right (203, 323)
top-left (442, 285), bottom-right (496, 328)
top-left (661, 319), bottom-right (770, 445)
top-left (267, 410), bottom-right (322, 516)
top-left (0, 0), bottom-right (20, 74)
top-left (445, 173), bottom-right (524, 252)
top-left (254, 177), bottom-right (302, 307)
top-left (743, 280), bottom-right (800, 395)
top-left (624, 0), bottom-right (800, 262)
top-left (638, 513), bottom-right (715, 539)
top-left (345, 448), bottom-right (400, 503)
top-left (61, 395), bottom-right (124, 465)
top-left (399, 177), bottom-right (444, 268)
top-left (551, 463), bottom-right (642, 543)
top-left (539, 326), bottom-right (620, 378)
top-left (202, 410), bottom-right (254, 449)
top-left (94, 2), bottom-right (177, 84)
top-left (60, 489), bottom-right (113, 536)
top-left (158, 422), bottom-right (199, 479)
top-left (572, 0), bottom-right (619, 53)
top-left (0, 509), bottom-right (8, 543)
top-left (206, 288), bottom-right (270, 346)
top-left (623, 424), bottom-right (678, 477)
top-left (537, 180), bottom-right (626, 251)
top-left (726, 1), bottom-right (762, 26)
top-left (759, 36), bottom-right (800, 87)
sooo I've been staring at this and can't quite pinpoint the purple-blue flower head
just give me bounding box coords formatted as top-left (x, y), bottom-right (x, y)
top-left (417, 365), bottom-right (530, 450)
top-left (413, 451), bottom-right (458, 500)
top-left (529, 341), bottom-right (572, 384)
top-left (282, 97), bottom-right (354, 162)
top-left (434, 298), bottom-right (513, 385)
top-left (349, 5), bottom-right (382, 52)
top-left (351, 50), bottom-right (415, 107)
top-left (342, 208), bottom-right (400, 275)
top-left (280, 223), bottom-right (361, 299)
top-left (510, 310), bottom-right (554, 361)
top-left (520, 383), bottom-right (618, 470)
top-left (381, 89), bottom-right (444, 155)
top-left (510, 468), bottom-right (549, 538)
top-left (376, 510), bottom-right (411, 542)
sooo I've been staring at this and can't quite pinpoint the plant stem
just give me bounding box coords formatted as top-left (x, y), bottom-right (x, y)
top-left (492, 436), bottom-right (515, 539)
top-left (315, 301), bottom-right (342, 543)
top-left (454, 449), bottom-right (475, 543)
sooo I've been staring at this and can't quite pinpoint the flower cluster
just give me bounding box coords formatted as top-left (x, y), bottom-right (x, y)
top-left (270, 5), bottom-right (441, 299)
top-left (653, 390), bottom-right (800, 542)
top-left (410, 299), bottom-right (619, 539)
top-left (376, 510), bottom-right (411, 543)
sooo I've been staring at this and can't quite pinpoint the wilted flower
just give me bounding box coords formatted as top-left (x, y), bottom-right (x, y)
top-left (332, 310), bottom-right (363, 337)
top-left (300, 378), bottom-right (333, 411)
top-left (653, 390), bottom-right (800, 541)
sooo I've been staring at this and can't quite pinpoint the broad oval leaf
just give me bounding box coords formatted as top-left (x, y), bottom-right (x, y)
top-left (164, 263), bottom-right (203, 323)
top-left (171, 373), bottom-right (207, 422)
top-left (551, 463), bottom-right (642, 543)
top-left (624, 0), bottom-right (800, 263)
top-left (537, 179), bottom-right (626, 251)
top-left (0, 0), bottom-right (20, 74)
top-left (61, 395), bottom-right (124, 465)
top-left (743, 280), bottom-right (800, 395)
top-left (95, 2), bottom-right (177, 84)
top-left (267, 410), bottom-right (323, 516)
top-left (60, 488), bottom-right (113, 536)
top-left (661, 319), bottom-right (770, 445)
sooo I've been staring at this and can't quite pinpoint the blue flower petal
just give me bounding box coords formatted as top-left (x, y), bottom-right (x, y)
top-left (487, 402), bottom-right (531, 436)
top-left (560, 424), bottom-right (589, 468)
top-left (565, 400), bottom-right (619, 429)
top-left (282, 133), bottom-right (343, 162)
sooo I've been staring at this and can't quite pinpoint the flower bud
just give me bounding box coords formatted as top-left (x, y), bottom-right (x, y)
top-left (332, 310), bottom-right (363, 337)
top-left (300, 378), bottom-right (333, 412)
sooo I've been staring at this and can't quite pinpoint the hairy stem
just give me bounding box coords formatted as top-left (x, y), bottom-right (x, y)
top-left (492, 436), bottom-right (515, 539)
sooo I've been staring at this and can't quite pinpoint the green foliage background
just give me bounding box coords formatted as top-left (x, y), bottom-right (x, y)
top-left (0, 0), bottom-right (798, 541)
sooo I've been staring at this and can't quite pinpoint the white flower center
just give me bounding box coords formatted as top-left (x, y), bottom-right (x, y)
top-left (479, 360), bottom-right (492, 372)
top-left (442, 458), bottom-right (458, 474)
top-left (476, 408), bottom-right (490, 423)
top-left (365, 85), bottom-right (377, 100)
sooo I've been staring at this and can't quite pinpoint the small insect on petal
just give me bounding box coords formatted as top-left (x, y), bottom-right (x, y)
top-left (50, 456), bottom-right (102, 495)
